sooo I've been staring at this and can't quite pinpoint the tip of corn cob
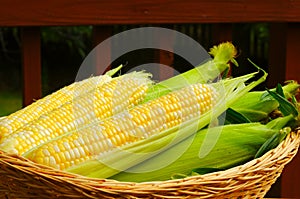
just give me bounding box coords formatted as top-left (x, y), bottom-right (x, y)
top-left (122, 70), bottom-right (153, 84)
top-left (104, 64), bottom-right (123, 76)
top-left (0, 137), bottom-right (18, 154)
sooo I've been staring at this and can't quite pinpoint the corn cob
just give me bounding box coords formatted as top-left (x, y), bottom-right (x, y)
top-left (24, 83), bottom-right (219, 170)
top-left (0, 69), bottom-right (117, 139)
top-left (0, 72), bottom-right (152, 155)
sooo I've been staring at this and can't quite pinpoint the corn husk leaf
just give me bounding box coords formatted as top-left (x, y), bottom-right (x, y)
top-left (254, 126), bottom-right (291, 158)
top-left (110, 116), bottom-right (293, 182)
top-left (223, 108), bottom-right (251, 124)
top-left (230, 81), bottom-right (300, 122)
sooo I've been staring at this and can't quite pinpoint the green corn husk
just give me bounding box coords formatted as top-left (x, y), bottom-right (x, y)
top-left (66, 69), bottom-right (267, 178)
top-left (110, 115), bottom-right (294, 182)
top-left (229, 81), bottom-right (300, 122)
top-left (143, 42), bottom-right (237, 103)
top-left (254, 126), bottom-right (291, 159)
top-left (267, 88), bottom-right (299, 118)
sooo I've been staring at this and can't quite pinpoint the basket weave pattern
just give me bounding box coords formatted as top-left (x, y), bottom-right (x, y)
top-left (0, 130), bottom-right (299, 199)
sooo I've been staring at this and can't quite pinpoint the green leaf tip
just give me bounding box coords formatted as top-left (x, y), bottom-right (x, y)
top-left (254, 126), bottom-right (291, 159)
top-left (104, 64), bottom-right (123, 76)
top-left (267, 89), bottom-right (299, 117)
top-left (276, 84), bottom-right (285, 98)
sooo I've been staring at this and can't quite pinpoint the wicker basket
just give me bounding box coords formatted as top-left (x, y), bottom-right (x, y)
top-left (0, 129), bottom-right (299, 199)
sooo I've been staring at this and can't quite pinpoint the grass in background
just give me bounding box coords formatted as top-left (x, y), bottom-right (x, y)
top-left (0, 91), bottom-right (22, 117)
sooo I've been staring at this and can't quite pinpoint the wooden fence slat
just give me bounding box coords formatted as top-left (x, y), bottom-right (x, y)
top-left (21, 27), bottom-right (42, 107)
top-left (285, 23), bottom-right (300, 83)
top-left (157, 25), bottom-right (175, 81)
top-left (92, 26), bottom-right (113, 75)
top-left (267, 23), bottom-right (287, 88)
top-left (282, 152), bottom-right (300, 197)
top-left (1, 0), bottom-right (300, 26)
top-left (281, 23), bottom-right (300, 198)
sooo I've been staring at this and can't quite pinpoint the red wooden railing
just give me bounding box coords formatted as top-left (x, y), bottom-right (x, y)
top-left (0, 0), bottom-right (300, 197)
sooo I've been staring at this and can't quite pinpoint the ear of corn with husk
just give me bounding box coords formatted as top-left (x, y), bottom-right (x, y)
top-left (24, 82), bottom-right (219, 170)
top-left (230, 81), bottom-right (300, 122)
top-left (65, 69), bottom-right (268, 177)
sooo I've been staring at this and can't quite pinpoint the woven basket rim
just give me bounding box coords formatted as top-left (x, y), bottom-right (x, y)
top-left (0, 129), bottom-right (299, 198)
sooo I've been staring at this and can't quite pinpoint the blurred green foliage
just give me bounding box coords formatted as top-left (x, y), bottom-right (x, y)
top-left (41, 26), bottom-right (92, 58)
top-left (40, 26), bottom-right (93, 95)
top-left (0, 91), bottom-right (22, 116)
